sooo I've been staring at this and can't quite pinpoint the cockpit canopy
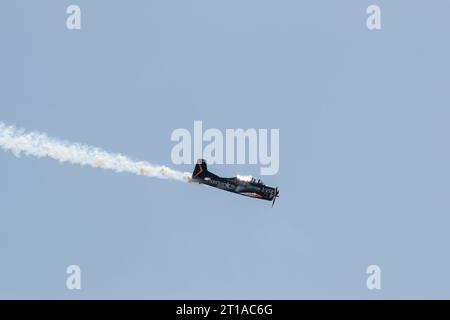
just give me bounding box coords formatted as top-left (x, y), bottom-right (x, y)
top-left (236, 175), bottom-right (264, 185)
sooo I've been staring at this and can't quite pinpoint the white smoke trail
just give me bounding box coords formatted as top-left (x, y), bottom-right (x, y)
top-left (0, 122), bottom-right (191, 182)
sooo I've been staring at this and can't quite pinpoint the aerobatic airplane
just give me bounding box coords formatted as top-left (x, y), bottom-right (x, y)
top-left (190, 159), bottom-right (279, 206)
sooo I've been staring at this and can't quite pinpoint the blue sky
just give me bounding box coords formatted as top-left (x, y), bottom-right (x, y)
top-left (1, 1), bottom-right (450, 299)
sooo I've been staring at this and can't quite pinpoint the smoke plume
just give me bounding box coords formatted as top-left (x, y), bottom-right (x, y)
top-left (0, 122), bottom-right (190, 182)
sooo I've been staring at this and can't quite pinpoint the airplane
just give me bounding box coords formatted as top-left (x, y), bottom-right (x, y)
top-left (190, 159), bottom-right (279, 206)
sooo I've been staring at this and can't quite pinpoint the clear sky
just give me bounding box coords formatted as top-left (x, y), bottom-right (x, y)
top-left (1, 1), bottom-right (450, 299)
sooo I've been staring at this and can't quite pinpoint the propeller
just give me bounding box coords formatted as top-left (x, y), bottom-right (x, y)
top-left (271, 187), bottom-right (279, 207)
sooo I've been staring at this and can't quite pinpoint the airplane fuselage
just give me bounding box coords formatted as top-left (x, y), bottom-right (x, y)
top-left (191, 159), bottom-right (279, 205)
top-left (193, 174), bottom-right (277, 201)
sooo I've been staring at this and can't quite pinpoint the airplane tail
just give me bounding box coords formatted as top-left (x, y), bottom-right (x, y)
top-left (192, 159), bottom-right (208, 179)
